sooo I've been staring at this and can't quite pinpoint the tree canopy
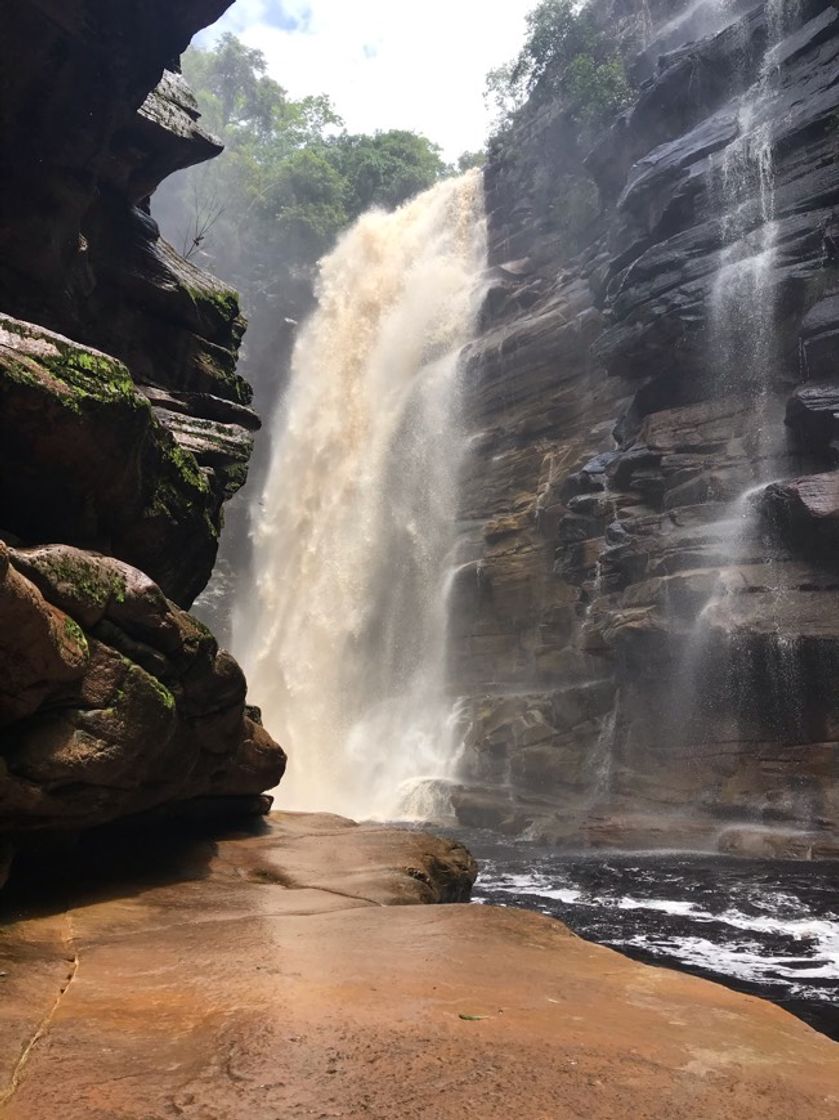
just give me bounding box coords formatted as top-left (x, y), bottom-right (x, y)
top-left (155, 34), bottom-right (452, 303)
top-left (485, 0), bottom-right (633, 136)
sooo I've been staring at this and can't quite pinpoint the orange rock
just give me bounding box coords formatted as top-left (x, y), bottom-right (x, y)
top-left (1, 814), bottom-right (837, 1119)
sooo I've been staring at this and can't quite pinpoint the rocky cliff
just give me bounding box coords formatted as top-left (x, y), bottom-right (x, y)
top-left (0, 0), bottom-right (285, 881)
top-left (450, 0), bottom-right (839, 856)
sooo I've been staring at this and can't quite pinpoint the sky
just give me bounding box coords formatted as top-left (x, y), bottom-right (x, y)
top-left (195, 0), bottom-right (535, 160)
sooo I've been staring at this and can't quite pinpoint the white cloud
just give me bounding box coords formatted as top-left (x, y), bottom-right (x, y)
top-left (200, 0), bottom-right (534, 159)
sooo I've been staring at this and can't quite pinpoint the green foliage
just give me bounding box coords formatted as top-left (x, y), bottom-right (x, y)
top-left (486, 0), bottom-right (634, 135)
top-left (513, 0), bottom-right (601, 93)
top-left (62, 616), bottom-right (89, 655)
top-left (453, 149), bottom-right (486, 173)
top-left (36, 555), bottom-right (127, 609)
top-left (145, 672), bottom-right (176, 712)
top-left (266, 148), bottom-right (348, 260)
top-left (1, 321), bottom-right (147, 416)
top-left (155, 35), bottom-right (448, 340)
top-left (563, 53), bottom-right (633, 126)
top-left (325, 130), bottom-right (446, 216)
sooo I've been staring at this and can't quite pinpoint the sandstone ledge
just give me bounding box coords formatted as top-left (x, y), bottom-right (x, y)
top-left (1, 812), bottom-right (837, 1119)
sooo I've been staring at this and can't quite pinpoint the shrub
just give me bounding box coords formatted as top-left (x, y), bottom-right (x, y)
top-left (486, 0), bottom-right (634, 135)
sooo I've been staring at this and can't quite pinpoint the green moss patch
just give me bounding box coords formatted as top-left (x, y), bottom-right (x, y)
top-left (0, 317), bottom-right (150, 417)
top-left (62, 615), bottom-right (90, 657)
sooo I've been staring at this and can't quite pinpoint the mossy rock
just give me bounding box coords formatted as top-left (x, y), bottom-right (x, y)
top-left (0, 314), bottom-right (150, 416)
top-left (0, 315), bottom-right (223, 605)
top-left (11, 545), bottom-right (129, 629)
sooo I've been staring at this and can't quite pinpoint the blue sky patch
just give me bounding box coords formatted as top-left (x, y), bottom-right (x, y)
top-left (263, 1), bottom-right (312, 31)
top-left (194, 0), bottom-right (312, 45)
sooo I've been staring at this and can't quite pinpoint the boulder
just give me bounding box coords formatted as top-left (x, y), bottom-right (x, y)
top-left (0, 542), bottom-right (285, 834)
top-left (762, 473), bottom-right (839, 560)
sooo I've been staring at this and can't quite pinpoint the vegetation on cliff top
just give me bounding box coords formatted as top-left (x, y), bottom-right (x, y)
top-left (156, 34), bottom-right (463, 322)
top-left (486, 0), bottom-right (635, 138)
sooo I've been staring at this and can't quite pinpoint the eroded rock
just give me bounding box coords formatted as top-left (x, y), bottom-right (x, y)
top-left (0, 815), bottom-right (836, 1119)
top-left (0, 543), bottom-right (285, 834)
top-left (0, 0), bottom-right (282, 862)
top-left (0, 3), bottom-right (256, 608)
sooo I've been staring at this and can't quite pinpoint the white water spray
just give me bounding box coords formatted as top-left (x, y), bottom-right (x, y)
top-left (239, 172), bottom-right (487, 819)
top-left (667, 0), bottom-right (805, 749)
top-left (702, 0), bottom-right (796, 575)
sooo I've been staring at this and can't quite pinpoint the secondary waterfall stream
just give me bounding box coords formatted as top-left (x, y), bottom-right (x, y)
top-left (239, 171), bottom-right (487, 819)
top-left (661, 0), bottom-right (807, 760)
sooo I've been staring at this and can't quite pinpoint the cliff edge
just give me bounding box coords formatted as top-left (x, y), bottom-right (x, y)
top-left (0, 0), bottom-right (285, 883)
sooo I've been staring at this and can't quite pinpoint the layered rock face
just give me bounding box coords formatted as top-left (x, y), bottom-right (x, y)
top-left (450, 0), bottom-right (839, 854)
top-left (0, 0), bottom-right (259, 605)
top-left (0, 1), bottom-right (285, 869)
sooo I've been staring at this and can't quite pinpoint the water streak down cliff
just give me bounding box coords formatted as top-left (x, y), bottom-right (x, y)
top-left (445, 0), bottom-right (839, 856)
top-left (238, 0), bottom-right (839, 855)
top-left (241, 173), bottom-right (487, 818)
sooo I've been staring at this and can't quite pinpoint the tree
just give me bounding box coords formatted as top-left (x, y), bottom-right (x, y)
top-left (153, 35), bottom-right (451, 414)
top-left (184, 33), bottom-right (279, 132)
top-left (325, 130), bottom-right (446, 217)
top-left (159, 38), bottom-right (447, 290)
top-left (454, 149), bottom-right (486, 173)
top-left (268, 148), bottom-right (348, 261)
top-left (486, 0), bottom-right (634, 135)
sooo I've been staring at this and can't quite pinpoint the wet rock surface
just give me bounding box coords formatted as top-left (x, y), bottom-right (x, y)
top-left (2, 812), bottom-right (838, 1120)
top-left (450, 0), bottom-right (839, 851)
top-left (461, 828), bottom-right (839, 1040)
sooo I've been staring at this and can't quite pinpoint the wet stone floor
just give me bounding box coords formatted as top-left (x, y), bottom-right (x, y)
top-left (443, 829), bottom-right (839, 1040)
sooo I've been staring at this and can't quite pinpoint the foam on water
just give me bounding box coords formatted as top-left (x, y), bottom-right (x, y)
top-left (462, 835), bottom-right (839, 1032)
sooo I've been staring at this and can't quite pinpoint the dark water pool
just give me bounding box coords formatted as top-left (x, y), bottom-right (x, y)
top-left (444, 830), bottom-right (839, 1039)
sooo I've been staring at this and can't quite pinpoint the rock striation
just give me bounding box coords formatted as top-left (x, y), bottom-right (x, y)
top-left (0, 2), bottom-right (259, 605)
top-left (0, 0), bottom-right (285, 877)
top-left (450, 0), bottom-right (839, 853)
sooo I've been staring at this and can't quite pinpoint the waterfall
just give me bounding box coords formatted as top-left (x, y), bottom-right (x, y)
top-left (238, 171), bottom-right (488, 820)
top-left (702, 1), bottom-right (791, 573)
top-left (672, 0), bottom-right (804, 750)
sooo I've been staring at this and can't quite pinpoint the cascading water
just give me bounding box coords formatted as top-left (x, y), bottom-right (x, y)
top-left (238, 171), bottom-right (487, 820)
top-left (674, 0), bottom-right (805, 750)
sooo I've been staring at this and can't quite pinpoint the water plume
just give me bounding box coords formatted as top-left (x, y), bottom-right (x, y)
top-left (238, 171), bottom-right (487, 819)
